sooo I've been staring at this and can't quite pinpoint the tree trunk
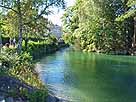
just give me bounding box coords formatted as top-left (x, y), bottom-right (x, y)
top-left (25, 38), bottom-right (28, 50)
top-left (0, 32), bottom-right (2, 53)
top-left (123, 0), bottom-right (132, 51)
top-left (17, 0), bottom-right (23, 54)
top-left (125, 17), bottom-right (134, 52)
top-left (132, 17), bottom-right (136, 48)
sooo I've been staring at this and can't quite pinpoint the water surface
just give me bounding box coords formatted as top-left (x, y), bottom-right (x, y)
top-left (36, 48), bottom-right (136, 102)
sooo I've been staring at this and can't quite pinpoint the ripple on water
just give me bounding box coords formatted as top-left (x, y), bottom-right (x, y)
top-left (36, 49), bottom-right (136, 102)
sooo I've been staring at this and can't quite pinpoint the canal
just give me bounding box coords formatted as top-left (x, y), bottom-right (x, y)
top-left (36, 48), bottom-right (136, 102)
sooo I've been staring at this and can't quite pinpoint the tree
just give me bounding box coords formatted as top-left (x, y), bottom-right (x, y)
top-left (62, 6), bottom-right (79, 34)
top-left (116, 0), bottom-right (136, 21)
top-left (0, 13), bottom-right (3, 52)
top-left (0, 0), bottom-right (65, 53)
top-left (116, 0), bottom-right (136, 49)
top-left (62, 0), bottom-right (126, 53)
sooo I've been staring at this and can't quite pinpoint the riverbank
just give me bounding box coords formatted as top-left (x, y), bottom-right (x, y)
top-left (70, 45), bottom-right (136, 56)
top-left (0, 76), bottom-right (41, 102)
top-left (0, 39), bottom-right (68, 102)
top-left (0, 76), bottom-right (67, 102)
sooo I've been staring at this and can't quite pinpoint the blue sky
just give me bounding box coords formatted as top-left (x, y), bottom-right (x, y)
top-left (47, 0), bottom-right (75, 26)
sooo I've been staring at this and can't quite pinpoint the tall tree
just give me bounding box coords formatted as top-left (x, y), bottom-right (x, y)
top-left (0, 13), bottom-right (3, 52)
top-left (62, 0), bottom-right (128, 53)
top-left (116, 0), bottom-right (136, 49)
top-left (0, 0), bottom-right (65, 53)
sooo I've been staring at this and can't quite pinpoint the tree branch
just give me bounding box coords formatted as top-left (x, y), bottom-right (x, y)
top-left (24, 2), bottom-right (55, 25)
top-left (0, 5), bottom-right (18, 14)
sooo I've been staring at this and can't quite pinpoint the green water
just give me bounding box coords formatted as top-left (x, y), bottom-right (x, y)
top-left (36, 48), bottom-right (136, 102)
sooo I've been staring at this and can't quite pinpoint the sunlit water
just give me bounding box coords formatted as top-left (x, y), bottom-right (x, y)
top-left (36, 48), bottom-right (136, 102)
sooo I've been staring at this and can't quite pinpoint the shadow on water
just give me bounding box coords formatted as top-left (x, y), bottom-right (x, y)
top-left (36, 48), bottom-right (136, 102)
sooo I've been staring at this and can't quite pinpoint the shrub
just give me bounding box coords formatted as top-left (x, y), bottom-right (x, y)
top-left (22, 39), bottom-right (58, 59)
top-left (0, 47), bottom-right (18, 71)
top-left (26, 89), bottom-right (47, 102)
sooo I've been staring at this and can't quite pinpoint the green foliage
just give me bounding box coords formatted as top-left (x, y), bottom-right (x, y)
top-left (26, 90), bottom-right (47, 102)
top-left (0, 47), bottom-right (45, 88)
top-left (0, 37), bottom-right (54, 101)
top-left (0, 0), bottom-right (65, 53)
top-left (0, 47), bottom-right (17, 70)
top-left (116, 9), bottom-right (136, 21)
top-left (0, 0), bottom-right (65, 100)
top-left (116, 0), bottom-right (136, 21)
top-left (62, 0), bottom-right (127, 53)
top-left (62, 6), bottom-right (79, 34)
top-left (19, 88), bottom-right (47, 102)
top-left (9, 64), bottom-right (44, 89)
top-left (22, 35), bottom-right (58, 59)
top-left (62, 34), bottom-right (75, 45)
top-left (127, 0), bottom-right (136, 7)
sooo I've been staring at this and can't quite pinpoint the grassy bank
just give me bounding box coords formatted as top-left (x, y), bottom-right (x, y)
top-left (0, 36), bottom-right (66, 102)
top-left (0, 47), bottom-right (47, 102)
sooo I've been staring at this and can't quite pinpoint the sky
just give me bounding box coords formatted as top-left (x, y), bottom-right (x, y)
top-left (47, 0), bottom-right (75, 26)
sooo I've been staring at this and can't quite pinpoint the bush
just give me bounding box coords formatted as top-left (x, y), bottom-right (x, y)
top-left (0, 47), bottom-right (18, 71)
top-left (0, 38), bottom-right (49, 101)
top-left (26, 89), bottom-right (47, 102)
top-left (0, 47), bottom-right (44, 88)
top-left (22, 39), bottom-right (58, 59)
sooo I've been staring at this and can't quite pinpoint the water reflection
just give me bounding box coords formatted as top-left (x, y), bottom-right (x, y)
top-left (36, 48), bottom-right (136, 102)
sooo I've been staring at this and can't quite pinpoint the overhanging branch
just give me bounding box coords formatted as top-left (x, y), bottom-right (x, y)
top-left (24, 2), bottom-right (55, 25)
top-left (0, 5), bottom-right (18, 14)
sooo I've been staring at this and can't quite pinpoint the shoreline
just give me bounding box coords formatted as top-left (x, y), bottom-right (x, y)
top-left (0, 43), bottom-right (68, 102)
